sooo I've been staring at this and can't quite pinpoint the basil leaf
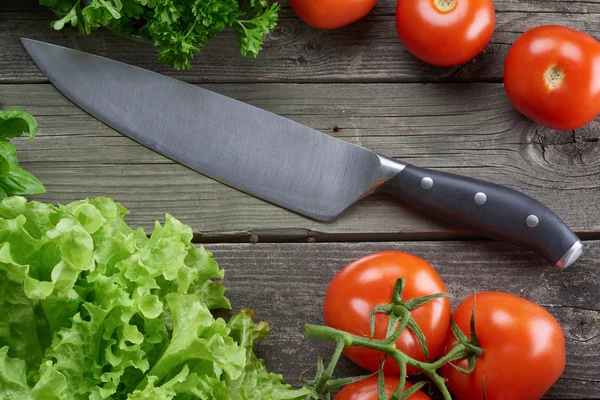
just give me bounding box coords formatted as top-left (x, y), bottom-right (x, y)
top-left (0, 110), bottom-right (38, 141)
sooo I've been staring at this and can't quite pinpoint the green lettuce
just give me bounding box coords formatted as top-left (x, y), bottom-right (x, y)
top-left (0, 196), bottom-right (308, 399)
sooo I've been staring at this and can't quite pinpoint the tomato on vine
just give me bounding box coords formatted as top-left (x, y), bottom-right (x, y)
top-left (334, 376), bottom-right (430, 400)
top-left (441, 292), bottom-right (566, 400)
top-left (396, 0), bottom-right (496, 66)
top-left (323, 251), bottom-right (451, 374)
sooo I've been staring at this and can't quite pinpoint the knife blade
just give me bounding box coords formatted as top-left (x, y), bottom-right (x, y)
top-left (21, 38), bottom-right (583, 269)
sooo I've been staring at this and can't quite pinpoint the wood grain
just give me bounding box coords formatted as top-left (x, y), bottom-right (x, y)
top-left (2, 83), bottom-right (598, 240)
top-left (210, 240), bottom-right (600, 399)
top-left (2, 1), bottom-right (600, 84)
top-left (6, 0), bottom-right (600, 13)
top-left (2, 2), bottom-right (600, 398)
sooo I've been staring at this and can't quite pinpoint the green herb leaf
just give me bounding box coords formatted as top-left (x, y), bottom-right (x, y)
top-left (50, 3), bottom-right (83, 32)
top-left (0, 142), bottom-right (19, 173)
top-left (42, 0), bottom-right (280, 70)
top-left (235, 3), bottom-right (279, 58)
top-left (242, 0), bottom-right (270, 16)
top-left (0, 168), bottom-right (46, 196)
top-left (0, 110), bottom-right (38, 141)
top-left (0, 110), bottom-right (45, 197)
top-left (227, 309), bottom-right (311, 399)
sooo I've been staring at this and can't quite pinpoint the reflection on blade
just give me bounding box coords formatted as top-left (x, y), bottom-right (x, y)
top-left (22, 39), bottom-right (392, 221)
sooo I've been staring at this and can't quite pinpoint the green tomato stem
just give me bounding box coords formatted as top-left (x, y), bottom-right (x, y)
top-left (387, 306), bottom-right (411, 343)
top-left (315, 339), bottom-right (346, 393)
top-left (304, 324), bottom-right (476, 400)
top-left (390, 355), bottom-right (407, 400)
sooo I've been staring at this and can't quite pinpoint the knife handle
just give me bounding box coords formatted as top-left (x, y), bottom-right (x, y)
top-left (379, 163), bottom-right (582, 269)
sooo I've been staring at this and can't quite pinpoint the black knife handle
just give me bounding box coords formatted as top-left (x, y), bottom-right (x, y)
top-left (379, 163), bottom-right (582, 269)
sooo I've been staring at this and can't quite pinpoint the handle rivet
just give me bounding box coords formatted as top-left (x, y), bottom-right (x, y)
top-left (474, 192), bottom-right (487, 205)
top-left (421, 177), bottom-right (434, 190)
top-left (526, 215), bottom-right (539, 228)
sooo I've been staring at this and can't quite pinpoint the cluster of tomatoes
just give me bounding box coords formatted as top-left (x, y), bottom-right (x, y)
top-left (289, 0), bottom-right (600, 131)
top-left (322, 251), bottom-right (566, 400)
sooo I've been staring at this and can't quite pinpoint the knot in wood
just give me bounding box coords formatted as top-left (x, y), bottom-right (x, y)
top-left (528, 122), bottom-right (600, 169)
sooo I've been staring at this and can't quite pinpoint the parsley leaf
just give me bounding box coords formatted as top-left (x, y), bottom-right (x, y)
top-left (235, 3), bottom-right (279, 58)
top-left (41, 0), bottom-right (280, 70)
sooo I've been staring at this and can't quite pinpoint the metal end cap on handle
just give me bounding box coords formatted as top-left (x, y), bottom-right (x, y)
top-left (555, 240), bottom-right (583, 271)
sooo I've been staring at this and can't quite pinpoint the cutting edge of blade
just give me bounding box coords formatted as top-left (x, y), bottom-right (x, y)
top-left (20, 38), bottom-right (409, 222)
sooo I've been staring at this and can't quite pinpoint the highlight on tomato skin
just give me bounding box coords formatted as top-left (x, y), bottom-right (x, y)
top-left (289, 0), bottom-right (377, 30)
top-left (440, 292), bottom-right (566, 400)
top-left (395, 0), bottom-right (496, 66)
top-left (323, 251), bottom-right (451, 375)
top-left (503, 25), bottom-right (600, 131)
top-left (334, 376), bottom-right (431, 400)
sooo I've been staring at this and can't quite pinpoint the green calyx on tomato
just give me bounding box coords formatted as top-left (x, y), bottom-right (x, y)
top-left (334, 376), bottom-right (431, 400)
top-left (302, 252), bottom-right (566, 400)
top-left (440, 292), bottom-right (566, 400)
top-left (303, 276), bottom-right (482, 400)
top-left (305, 278), bottom-right (483, 400)
top-left (366, 277), bottom-right (450, 363)
top-left (323, 251), bottom-right (452, 375)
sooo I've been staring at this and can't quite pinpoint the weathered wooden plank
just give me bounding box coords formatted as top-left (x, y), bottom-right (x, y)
top-left (210, 240), bottom-right (600, 398)
top-left (2, 83), bottom-right (598, 240)
top-left (5, 0), bottom-right (600, 14)
top-left (2, 1), bottom-right (600, 83)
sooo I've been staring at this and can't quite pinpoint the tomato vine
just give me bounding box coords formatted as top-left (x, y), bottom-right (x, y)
top-left (302, 278), bottom-right (482, 400)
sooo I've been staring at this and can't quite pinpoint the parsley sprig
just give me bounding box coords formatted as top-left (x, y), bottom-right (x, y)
top-left (41, 0), bottom-right (280, 70)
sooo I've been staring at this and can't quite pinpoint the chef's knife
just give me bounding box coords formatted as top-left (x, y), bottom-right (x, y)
top-left (21, 39), bottom-right (583, 269)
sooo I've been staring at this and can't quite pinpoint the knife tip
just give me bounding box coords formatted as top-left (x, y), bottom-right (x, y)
top-left (20, 37), bottom-right (36, 51)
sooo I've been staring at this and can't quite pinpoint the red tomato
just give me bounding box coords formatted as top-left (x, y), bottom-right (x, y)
top-left (323, 251), bottom-right (450, 375)
top-left (441, 292), bottom-right (566, 400)
top-left (504, 25), bottom-right (600, 130)
top-left (289, 0), bottom-right (377, 30)
top-left (335, 376), bottom-right (430, 400)
top-left (396, 0), bottom-right (496, 66)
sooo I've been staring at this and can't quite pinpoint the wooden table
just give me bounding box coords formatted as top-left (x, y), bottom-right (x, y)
top-left (1, 1), bottom-right (599, 398)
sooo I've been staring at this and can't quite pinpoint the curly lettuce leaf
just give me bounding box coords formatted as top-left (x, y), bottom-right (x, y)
top-left (145, 293), bottom-right (245, 383)
top-left (0, 270), bottom-right (49, 374)
top-left (129, 364), bottom-right (230, 400)
top-left (0, 347), bottom-right (66, 400)
top-left (227, 309), bottom-right (311, 400)
top-left (0, 197), bottom-right (301, 399)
